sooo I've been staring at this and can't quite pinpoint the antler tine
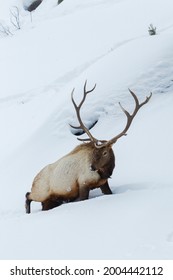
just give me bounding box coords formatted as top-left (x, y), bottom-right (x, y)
top-left (129, 88), bottom-right (152, 112)
top-left (107, 89), bottom-right (152, 145)
top-left (77, 80), bottom-right (96, 110)
top-left (70, 80), bottom-right (96, 130)
top-left (84, 79), bottom-right (97, 95)
top-left (71, 81), bottom-right (98, 144)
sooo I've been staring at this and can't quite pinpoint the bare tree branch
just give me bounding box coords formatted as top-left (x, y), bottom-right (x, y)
top-left (10, 6), bottom-right (21, 30)
top-left (0, 23), bottom-right (13, 36)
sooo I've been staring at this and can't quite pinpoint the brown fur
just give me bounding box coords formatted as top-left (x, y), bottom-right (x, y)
top-left (42, 195), bottom-right (63, 211)
top-left (91, 145), bottom-right (115, 179)
top-left (68, 142), bottom-right (95, 155)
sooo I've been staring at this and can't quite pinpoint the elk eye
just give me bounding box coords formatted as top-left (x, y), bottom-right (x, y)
top-left (103, 151), bottom-right (108, 156)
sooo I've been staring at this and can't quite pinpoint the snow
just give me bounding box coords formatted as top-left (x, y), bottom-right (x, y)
top-left (0, 0), bottom-right (173, 259)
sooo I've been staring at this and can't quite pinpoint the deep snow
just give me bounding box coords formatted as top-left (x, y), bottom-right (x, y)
top-left (0, 0), bottom-right (173, 259)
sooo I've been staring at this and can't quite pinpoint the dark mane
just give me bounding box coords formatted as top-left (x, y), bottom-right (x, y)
top-left (69, 142), bottom-right (94, 155)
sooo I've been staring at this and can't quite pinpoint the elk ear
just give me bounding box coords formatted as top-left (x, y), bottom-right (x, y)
top-left (106, 143), bottom-right (113, 149)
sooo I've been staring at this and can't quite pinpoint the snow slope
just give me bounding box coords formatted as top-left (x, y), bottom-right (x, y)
top-left (0, 0), bottom-right (173, 259)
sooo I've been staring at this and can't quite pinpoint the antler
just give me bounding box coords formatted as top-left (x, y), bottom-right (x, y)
top-left (71, 80), bottom-right (104, 145)
top-left (106, 89), bottom-right (152, 146)
top-left (71, 83), bottom-right (152, 148)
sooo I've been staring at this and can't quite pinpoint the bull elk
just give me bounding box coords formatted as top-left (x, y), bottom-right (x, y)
top-left (25, 81), bottom-right (152, 213)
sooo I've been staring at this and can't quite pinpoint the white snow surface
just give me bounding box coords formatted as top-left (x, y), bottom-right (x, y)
top-left (0, 0), bottom-right (173, 259)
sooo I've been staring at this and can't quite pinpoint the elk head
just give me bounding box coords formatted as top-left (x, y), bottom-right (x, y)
top-left (70, 81), bottom-right (152, 179)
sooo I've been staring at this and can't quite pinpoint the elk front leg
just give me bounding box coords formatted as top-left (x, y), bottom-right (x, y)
top-left (79, 185), bottom-right (90, 200)
top-left (100, 181), bottom-right (112, 195)
top-left (42, 196), bottom-right (63, 211)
